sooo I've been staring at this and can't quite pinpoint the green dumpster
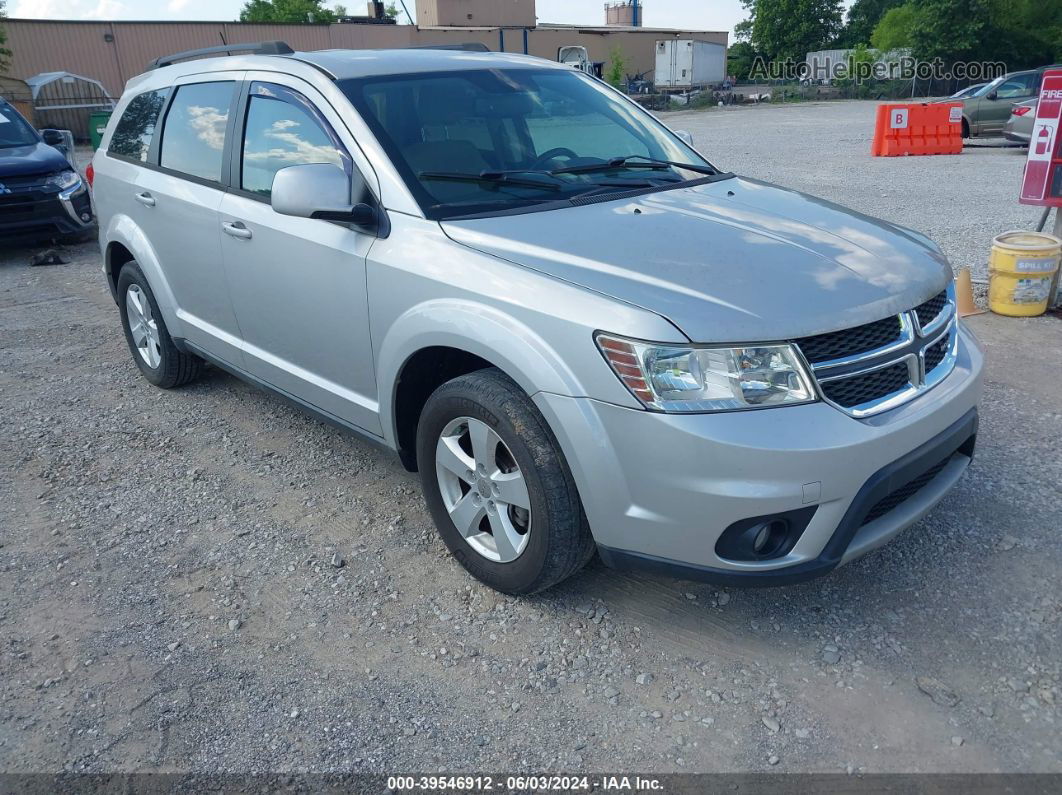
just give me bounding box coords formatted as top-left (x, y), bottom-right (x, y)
top-left (89, 110), bottom-right (112, 150)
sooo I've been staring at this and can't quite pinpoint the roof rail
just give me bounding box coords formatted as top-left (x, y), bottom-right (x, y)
top-left (410, 42), bottom-right (491, 53)
top-left (147, 40), bottom-right (295, 70)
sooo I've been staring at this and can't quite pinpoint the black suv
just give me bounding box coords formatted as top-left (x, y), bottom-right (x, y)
top-left (0, 98), bottom-right (95, 244)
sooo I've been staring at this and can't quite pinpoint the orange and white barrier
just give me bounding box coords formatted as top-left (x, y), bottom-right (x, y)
top-left (871, 103), bottom-right (964, 157)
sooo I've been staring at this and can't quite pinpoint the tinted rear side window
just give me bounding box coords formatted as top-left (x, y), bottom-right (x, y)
top-left (160, 82), bottom-right (234, 182)
top-left (109, 88), bottom-right (169, 162)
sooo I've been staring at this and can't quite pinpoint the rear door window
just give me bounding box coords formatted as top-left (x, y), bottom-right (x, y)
top-left (159, 81), bottom-right (235, 182)
top-left (109, 88), bottom-right (169, 162)
top-left (239, 82), bottom-right (347, 198)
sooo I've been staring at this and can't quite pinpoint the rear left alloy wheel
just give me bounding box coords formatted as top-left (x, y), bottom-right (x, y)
top-left (416, 368), bottom-right (595, 594)
top-left (117, 262), bottom-right (203, 388)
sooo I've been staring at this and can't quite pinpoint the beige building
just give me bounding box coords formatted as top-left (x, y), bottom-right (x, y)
top-left (417, 0), bottom-right (538, 27)
top-left (1, 1), bottom-right (726, 98)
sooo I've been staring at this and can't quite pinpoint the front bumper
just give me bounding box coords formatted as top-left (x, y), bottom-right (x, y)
top-left (534, 322), bottom-right (984, 585)
top-left (0, 183), bottom-right (95, 243)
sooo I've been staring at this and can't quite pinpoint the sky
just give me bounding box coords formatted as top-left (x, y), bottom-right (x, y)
top-left (6, 0), bottom-right (754, 37)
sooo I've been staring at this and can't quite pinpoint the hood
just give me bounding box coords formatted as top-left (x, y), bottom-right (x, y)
top-left (0, 141), bottom-right (69, 179)
top-left (442, 176), bottom-right (952, 342)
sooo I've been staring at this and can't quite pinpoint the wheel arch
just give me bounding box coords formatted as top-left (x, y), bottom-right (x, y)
top-left (103, 214), bottom-right (183, 337)
top-left (379, 300), bottom-right (587, 472)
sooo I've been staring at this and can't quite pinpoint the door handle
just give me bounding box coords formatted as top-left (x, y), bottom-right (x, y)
top-left (222, 221), bottom-right (252, 240)
top-left (134, 192), bottom-right (155, 207)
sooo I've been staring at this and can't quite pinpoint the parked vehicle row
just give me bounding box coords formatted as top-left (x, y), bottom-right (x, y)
top-left (945, 63), bottom-right (1060, 140)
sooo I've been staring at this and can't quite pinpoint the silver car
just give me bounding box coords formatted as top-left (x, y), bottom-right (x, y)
top-left (91, 43), bottom-right (983, 594)
top-left (1004, 99), bottom-right (1037, 145)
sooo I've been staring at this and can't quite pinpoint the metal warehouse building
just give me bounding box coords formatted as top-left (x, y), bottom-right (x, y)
top-left (0, 0), bottom-right (727, 99)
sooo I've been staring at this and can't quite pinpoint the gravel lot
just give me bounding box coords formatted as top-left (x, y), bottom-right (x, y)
top-left (2, 100), bottom-right (1061, 777)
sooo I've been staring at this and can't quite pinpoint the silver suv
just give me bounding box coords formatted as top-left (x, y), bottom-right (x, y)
top-left (92, 43), bottom-right (983, 594)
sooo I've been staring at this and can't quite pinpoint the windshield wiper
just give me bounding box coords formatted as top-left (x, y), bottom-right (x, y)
top-left (417, 170), bottom-right (561, 191)
top-left (550, 156), bottom-right (718, 176)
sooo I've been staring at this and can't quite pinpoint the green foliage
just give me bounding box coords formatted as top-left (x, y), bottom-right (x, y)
top-left (906, 0), bottom-right (1059, 67)
top-left (841, 0), bottom-right (905, 46)
top-left (871, 3), bottom-right (920, 50)
top-left (727, 41), bottom-right (759, 81)
top-left (908, 0), bottom-right (990, 64)
top-left (984, 0), bottom-right (1061, 67)
top-left (743, 0), bottom-right (846, 62)
top-left (605, 46), bottom-right (629, 88)
top-left (833, 43), bottom-right (881, 96)
top-left (239, 0), bottom-right (336, 23)
top-left (333, 4), bottom-right (347, 15)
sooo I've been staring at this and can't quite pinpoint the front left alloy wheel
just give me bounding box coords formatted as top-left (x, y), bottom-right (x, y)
top-left (417, 368), bottom-right (595, 594)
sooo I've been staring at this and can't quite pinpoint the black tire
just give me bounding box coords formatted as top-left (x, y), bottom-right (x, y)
top-left (116, 262), bottom-right (203, 389)
top-left (416, 368), bottom-right (595, 595)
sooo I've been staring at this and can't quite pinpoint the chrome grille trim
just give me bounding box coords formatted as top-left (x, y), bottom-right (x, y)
top-left (810, 312), bottom-right (915, 371)
top-left (801, 284), bottom-right (958, 418)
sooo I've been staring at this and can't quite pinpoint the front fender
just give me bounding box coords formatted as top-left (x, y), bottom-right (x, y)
top-left (105, 213), bottom-right (183, 338)
top-left (376, 299), bottom-right (588, 448)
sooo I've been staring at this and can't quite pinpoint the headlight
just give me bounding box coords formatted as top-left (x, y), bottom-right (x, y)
top-left (596, 333), bottom-right (817, 413)
top-left (45, 169), bottom-right (82, 191)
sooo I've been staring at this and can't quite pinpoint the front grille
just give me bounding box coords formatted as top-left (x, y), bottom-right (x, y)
top-left (915, 290), bottom-right (948, 329)
top-left (820, 362), bottom-right (911, 408)
top-left (0, 173), bottom-right (50, 190)
top-left (0, 194), bottom-right (46, 222)
top-left (924, 335), bottom-right (949, 372)
top-left (795, 315), bottom-right (903, 364)
top-left (861, 454), bottom-right (953, 525)
top-left (913, 288), bottom-right (947, 329)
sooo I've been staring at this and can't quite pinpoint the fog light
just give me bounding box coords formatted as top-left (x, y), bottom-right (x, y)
top-left (715, 508), bottom-right (817, 563)
top-left (80, 213), bottom-right (92, 222)
top-left (753, 524), bottom-right (771, 553)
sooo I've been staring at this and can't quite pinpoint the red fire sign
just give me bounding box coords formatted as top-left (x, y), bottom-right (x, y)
top-left (1020, 69), bottom-right (1062, 206)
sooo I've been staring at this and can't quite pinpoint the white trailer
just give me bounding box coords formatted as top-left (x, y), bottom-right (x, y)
top-left (654, 39), bottom-right (726, 91)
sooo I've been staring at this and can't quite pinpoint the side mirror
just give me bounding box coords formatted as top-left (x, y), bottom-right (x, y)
top-left (986, 91), bottom-right (998, 101)
top-left (674, 129), bottom-right (694, 147)
top-left (41, 128), bottom-right (64, 146)
top-left (271, 163), bottom-right (376, 228)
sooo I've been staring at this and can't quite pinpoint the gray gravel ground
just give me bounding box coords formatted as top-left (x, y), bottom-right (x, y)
top-left (1, 101), bottom-right (1061, 777)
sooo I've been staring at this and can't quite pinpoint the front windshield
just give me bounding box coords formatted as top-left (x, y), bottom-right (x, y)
top-left (340, 68), bottom-right (720, 219)
top-left (0, 102), bottom-right (40, 148)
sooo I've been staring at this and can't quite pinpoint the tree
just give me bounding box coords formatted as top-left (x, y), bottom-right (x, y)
top-left (841, 0), bottom-right (905, 46)
top-left (744, 0), bottom-right (846, 62)
top-left (334, 4), bottom-right (347, 15)
top-left (727, 41), bottom-right (759, 81)
top-left (605, 46), bottom-right (629, 88)
top-left (870, 3), bottom-right (920, 50)
top-left (908, 0), bottom-right (990, 64)
top-left (0, 0), bottom-right (11, 73)
top-left (983, 0), bottom-right (1060, 68)
top-left (239, 0), bottom-right (336, 23)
